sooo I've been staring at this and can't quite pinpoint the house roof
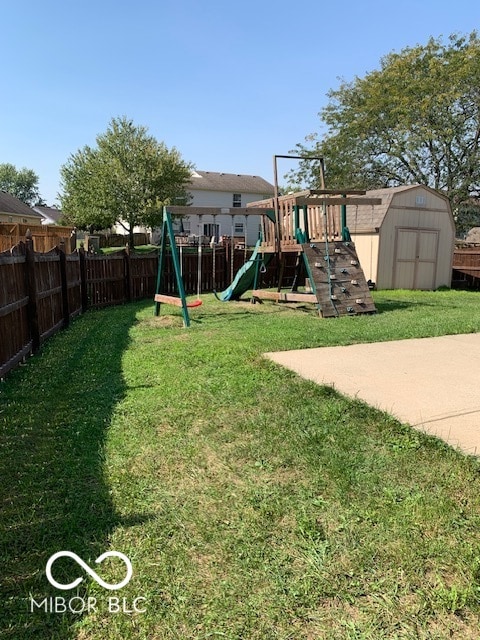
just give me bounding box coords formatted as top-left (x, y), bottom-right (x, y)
top-left (33, 205), bottom-right (63, 224)
top-left (345, 185), bottom-right (449, 232)
top-left (0, 191), bottom-right (42, 218)
top-left (188, 171), bottom-right (274, 195)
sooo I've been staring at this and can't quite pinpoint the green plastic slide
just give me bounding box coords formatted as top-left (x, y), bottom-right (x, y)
top-left (214, 239), bottom-right (269, 301)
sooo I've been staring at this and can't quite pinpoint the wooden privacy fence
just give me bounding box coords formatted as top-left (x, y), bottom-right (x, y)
top-left (0, 223), bottom-right (75, 254)
top-left (452, 246), bottom-right (480, 289)
top-left (0, 240), bottom-right (296, 378)
top-left (0, 239), bottom-right (82, 378)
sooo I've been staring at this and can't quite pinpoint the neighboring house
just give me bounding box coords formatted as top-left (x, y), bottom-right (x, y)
top-left (0, 191), bottom-right (43, 226)
top-left (114, 170), bottom-right (274, 245)
top-left (346, 185), bottom-right (455, 290)
top-left (0, 192), bottom-right (74, 252)
top-left (32, 205), bottom-right (63, 225)
top-left (181, 171), bottom-right (275, 246)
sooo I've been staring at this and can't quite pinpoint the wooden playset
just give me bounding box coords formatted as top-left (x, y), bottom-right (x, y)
top-left (247, 188), bottom-right (381, 317)
top-left (154, 155), bottom-right (380, 322)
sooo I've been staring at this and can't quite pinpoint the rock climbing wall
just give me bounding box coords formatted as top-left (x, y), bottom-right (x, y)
top-left (302, 241), bottom-right (377, 318)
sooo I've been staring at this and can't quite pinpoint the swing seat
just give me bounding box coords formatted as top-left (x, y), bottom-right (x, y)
top-left (154, 294), bottom-right (202, 308)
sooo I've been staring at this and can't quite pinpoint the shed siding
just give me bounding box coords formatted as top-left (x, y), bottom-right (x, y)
top-left (347, 186), bottom-right (454, 290)
top-left (349, 234), bottom-right (379, 283)
top-left (379, 188), bottom-right (454, 289)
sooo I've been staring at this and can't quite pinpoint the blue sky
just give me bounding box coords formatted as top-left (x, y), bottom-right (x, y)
top-left (2, 0), bottom-right (479, 204)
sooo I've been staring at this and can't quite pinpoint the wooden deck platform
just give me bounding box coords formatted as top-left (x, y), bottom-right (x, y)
top-left (251, 290), bottom-right (318, 304)
top-left (247, 190), bottom-right (382, 254)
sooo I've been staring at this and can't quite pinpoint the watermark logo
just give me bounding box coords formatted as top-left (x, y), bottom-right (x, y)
top-left (30, 550), bottom-right (146, 614)
top-left (46, 550), bottom-right (133, 591)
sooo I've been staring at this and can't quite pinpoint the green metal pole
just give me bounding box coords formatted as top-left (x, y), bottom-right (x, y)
top-left (251, 227), bottom-right (264, 303)
top-left (164, 208), bottom-right (191, 327)
top-left (302, 205), bottom-right (310, 243)
top-left (154, 216), bottom-right (167, 316)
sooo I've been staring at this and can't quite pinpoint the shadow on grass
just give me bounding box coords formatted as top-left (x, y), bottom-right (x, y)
top-left (374, 298), bottom-right (418, 313)
top-left (0, 303), bottom-right (149, 639)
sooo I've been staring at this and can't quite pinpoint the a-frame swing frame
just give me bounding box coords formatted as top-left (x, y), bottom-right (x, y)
top-left (154, 207), bottom-right (201, 327)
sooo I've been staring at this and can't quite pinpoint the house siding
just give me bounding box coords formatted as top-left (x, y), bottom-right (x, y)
top-left (0, 212), bottom-right (43, 226)
top-left (187, 189), bottom-right (270, 245)
top-left (115, 173), bottom-right (274, 246)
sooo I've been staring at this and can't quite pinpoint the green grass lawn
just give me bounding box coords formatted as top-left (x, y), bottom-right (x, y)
top-left (98, 245), bottom-right (159, 255)
top-left (1, 290), bottom-right (480, 639)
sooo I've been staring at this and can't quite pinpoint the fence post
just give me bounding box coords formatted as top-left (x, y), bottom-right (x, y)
top-left (124, 245), bottom-right (132, 302)
top-left (79, 246), bottom-right (88, 312)
top-left (58, 242), bottom-right (70, 327)
top-left (225, 241), bottom-right (233, 287)
top-left (24, 230), bottom-right (40, 352)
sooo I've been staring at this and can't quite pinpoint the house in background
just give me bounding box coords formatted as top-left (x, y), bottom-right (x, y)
top-left (0, 191), bottom-right (43, 226)
top-left (346, 185), bottom-right (455, 290)
top-left (32, 205), bottom-right (64, 225)
top-left (153, 171), bottom-right (275, 246)
top-left (0, 192), bottom-right (74, 252)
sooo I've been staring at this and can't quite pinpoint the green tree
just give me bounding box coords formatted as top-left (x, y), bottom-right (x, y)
top-left (60, 117), bottom-right (193, 247)
top-left (454, 202), bottom-right (480, 238)
top-left (0, 163), bottom-right (40, 205)
top-left (289, 32), bottom-right (480, 221)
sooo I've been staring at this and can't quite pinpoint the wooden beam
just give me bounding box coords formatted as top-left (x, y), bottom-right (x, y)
top-left (452, 266), bottom-right (480, 271)
top-left (0, 296), bottom-right (29, 318)
top-left (165, 206), bottom-right (272, 216)
top-left (279, 243), bottom-right (303, 252)
top-left (308, 189), bottom-right (368, 196)
top-left (154, 294), bottom-right (202, 308)
top-left (154, 294), bottom-right (184, 307)
top-left (252, 290), bottom-right (318, 303)
top-left (295, 197), bottom-right (383, 206)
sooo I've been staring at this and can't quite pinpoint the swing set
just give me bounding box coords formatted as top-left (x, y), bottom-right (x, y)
top-left (154, 208), bottom-right (203, 327)
top-left (154, 204), bottom-right (270, 326)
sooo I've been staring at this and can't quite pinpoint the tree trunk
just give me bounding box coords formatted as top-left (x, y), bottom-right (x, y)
top-left (128, 225), bottom-right (135, 250)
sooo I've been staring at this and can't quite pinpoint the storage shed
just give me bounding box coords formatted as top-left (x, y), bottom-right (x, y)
top-left (346, 185), bottom-right (455, 290)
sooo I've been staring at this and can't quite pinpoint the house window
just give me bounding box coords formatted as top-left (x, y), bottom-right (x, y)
top-left (415, 195), bottom-right (426, 207)
top-left (204, 223), bottom-right (220, 241)
top-left (234, 222), bottom-right (244, 234)
top-left (8, 216), bottom-right (13, 222)
top-left (233, 194), bottom-right (242, 207)
top-left (22, 218), bottom-right (28, 223)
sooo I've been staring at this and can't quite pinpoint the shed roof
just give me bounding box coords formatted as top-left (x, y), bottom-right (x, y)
top-left (189, 171), bottom-right (274, 195)
top-left (0, 191), bottom-right (42, 218)
top-left (345, 185), bottom-right (449, 232)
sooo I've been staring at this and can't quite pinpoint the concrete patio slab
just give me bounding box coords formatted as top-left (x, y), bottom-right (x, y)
top-left (266, 333), bottom-right (480, 455)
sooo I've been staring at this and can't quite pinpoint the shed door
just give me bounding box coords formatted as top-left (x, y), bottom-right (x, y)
top-left (394, 228), bottom-right (439, 289)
